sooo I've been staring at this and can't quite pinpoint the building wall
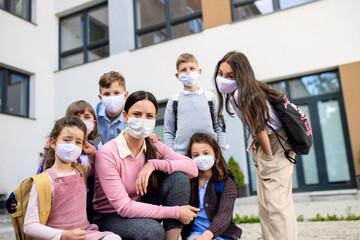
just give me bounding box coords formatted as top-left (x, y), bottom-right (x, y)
top-left (0, 0), bottom-right (57, 193)
top-left (53, 0), bottom-right (360, 185)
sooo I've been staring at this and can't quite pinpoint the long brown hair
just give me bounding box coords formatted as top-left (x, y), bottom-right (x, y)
top-left (214, 51), bottom-right (285, 137)
top-left (65, 100), bottom-right (98, 140)
top-left (124, 91), bottom-right (162, 194)
top-left (185, 132), bottom-right (228, 181)
top-left (43, 116), bottom-right (87, 170)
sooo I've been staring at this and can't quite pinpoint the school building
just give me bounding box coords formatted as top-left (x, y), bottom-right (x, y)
top-left (1, 0), bottom-right (360, 202)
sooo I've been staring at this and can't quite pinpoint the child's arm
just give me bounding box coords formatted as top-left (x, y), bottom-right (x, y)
top-left (163, 98), bottom-right (176, 150)
top-left (211, 93), bottom-right (226, 152)
top-left (5, 192), bottom-right (16, 214)
top-left (82, 141), bottom-right (97, 176)
top-left (147, 141), bottom-right (198, 178)
top-left (23, 182), bottom-right (65, 240)
top-left (206, 178), bottom-right (237, 239)
top-left (256, 130), bottom-right (273, 156)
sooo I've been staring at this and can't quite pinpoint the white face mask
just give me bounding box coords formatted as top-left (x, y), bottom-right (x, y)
top-left (56, 143), bottom-right (82, 163)
top-left (83, 121), bottom-right (94, 136)
top-left (101, 93), bottom-right (126, 113)
top-left (126, 117), bottom-right (156, 139)
top-left (193, 155), bottom-right (215, 171)
top-left (178, 71), bottom-right (200, 87)
top-left (216, 75), bottom-right (238, 94)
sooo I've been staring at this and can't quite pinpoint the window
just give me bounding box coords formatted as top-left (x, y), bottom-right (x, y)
top-left (0, 67), bottom-right (30, 117)
top-left (59, 3), bottom-right (109, 69)
top-left (153, 102), bottom-right (167, 142)
top-left (134, 0), bottom-right (203, 48)
top-left (0, 0), bottom-right (31, 21)
top-left (230, 0), bottom-right (314, 22)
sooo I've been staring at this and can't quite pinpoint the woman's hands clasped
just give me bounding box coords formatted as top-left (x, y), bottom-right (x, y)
top-left (136, 163), bottom-right (155, 195)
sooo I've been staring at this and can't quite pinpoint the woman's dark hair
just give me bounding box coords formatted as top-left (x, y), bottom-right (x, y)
top-left (214, 51), bottom-right (285, 137)
top-left (124, 91), bottom-right (161, 194)
top-left (43, 116), bottom-right (87, 170)
top-left (65, 100), bottom-right (98, 140)
top-left (185, 132), bottom-right (228, 181)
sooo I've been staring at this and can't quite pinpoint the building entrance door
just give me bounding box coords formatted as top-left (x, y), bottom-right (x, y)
top-left (247, 71), bottom-right (357, 193)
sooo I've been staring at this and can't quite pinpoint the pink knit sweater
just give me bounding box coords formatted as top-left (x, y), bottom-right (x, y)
top-left (93, 135), bottom-right (198, 220)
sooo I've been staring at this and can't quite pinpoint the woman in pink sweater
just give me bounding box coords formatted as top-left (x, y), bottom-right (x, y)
top-left (92, 91), bottom-right (199, 240)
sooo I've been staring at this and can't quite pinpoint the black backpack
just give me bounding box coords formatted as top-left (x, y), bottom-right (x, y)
top-left (172, 91), bottom-right (220, 132)
top-left (269, 97), bottom-right (313, 164)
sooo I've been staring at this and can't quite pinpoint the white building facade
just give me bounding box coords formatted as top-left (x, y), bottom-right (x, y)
top-left (1, 0), bottom-right (360, 199)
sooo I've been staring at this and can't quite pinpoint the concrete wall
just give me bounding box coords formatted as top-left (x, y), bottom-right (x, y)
top-left (0, 0), bottom-right (57, 193)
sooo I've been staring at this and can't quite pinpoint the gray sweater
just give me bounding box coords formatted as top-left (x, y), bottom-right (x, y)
top-left (164, 90), bottom-right (226, 155)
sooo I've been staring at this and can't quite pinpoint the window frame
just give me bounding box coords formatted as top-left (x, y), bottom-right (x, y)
top-left (0, 66), bottom-right (30, 118)
top-left (58, 2), bottom-right (109, 70)
top-left (0, 0), bottom-right (32, 21)
top-left (133, 0), bottom-right (203, 49)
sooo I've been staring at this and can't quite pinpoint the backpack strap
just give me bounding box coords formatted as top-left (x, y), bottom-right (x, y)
top-left (32, 172), bottom-right (52, 225)
top-left (172, 93), bottom-right (180, 133)
top-left (267, 125), bottom-right (296, 164)
top-left (204, 91), bottom-right (216, 129)
top-left (72, 162), bottom-right (87, 186)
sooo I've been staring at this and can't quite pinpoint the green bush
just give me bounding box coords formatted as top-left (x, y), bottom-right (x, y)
top-left (233, 214), bottom-right (260, 224)
top-left (227, 156), bottom-right (244, 187)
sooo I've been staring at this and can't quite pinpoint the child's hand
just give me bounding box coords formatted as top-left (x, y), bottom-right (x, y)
top-left (61, 228), bottom-right (86, 240)
top-left (82, 141), bottom-right (96, 156)
top-left (6, 198), bottom-right (16, 214)
top-left (178, 205), bottom-right (199, 224)
top-left (136, 163), bottom-right (154, 196)
top-left (190, 230), bottom-right (213, 240)
top-left (43, 139), bottom-right (51, 152)
top-left (148, 133), bottom-right (161, 143)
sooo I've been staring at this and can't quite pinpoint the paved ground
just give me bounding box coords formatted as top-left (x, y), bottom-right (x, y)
top-left (1, 189), bottom-right (359, 239)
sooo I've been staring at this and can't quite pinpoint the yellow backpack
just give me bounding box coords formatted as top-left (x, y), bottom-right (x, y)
top-left (10, 163), bottom-right (86, 240)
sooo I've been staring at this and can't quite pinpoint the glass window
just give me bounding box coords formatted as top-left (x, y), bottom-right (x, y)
top-left (88, 46), bottom-right (109, 61)
top-left (88, 7), bottom-right (109, 44)
top-left (0, 68), bottom-right (29, 117)
top-left (1, 0), bottom-right (31, 21)
top-left (135, 0), bottom-right (166, 28)
top-left (279, 0), bottom-right (313, 9)
top-left (134, 0), bottom-right (202, 48)
top-left (173, 20), bottom-right (202, 38)
top-left (231, 0), bottom-right (314, 22)
top-left (60, 52), bottom-right (84, 69)
top-left (232, 0), bottom-right (273, 21)
top-left (171, 0), bottom-right (201, 18)
top-left (269, 81), bottom-right (286, 94)
top-left (318, 100), bottom-right (350, 183)
top-left (7, 72), bottom-right (29, 116)
top-left (289, 72), bottom-right (339, 99)
top-left (59, 3), bottom-right (109, 69)
top-left (138, 29), bottom-right (167, 48)
top-left (61, 15), bottom-right (83, 52)
top-left (153, 102), bottom-right (167, 142)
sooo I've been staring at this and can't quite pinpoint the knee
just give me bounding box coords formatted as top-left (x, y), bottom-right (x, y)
top-left (135, 224), bottom-right (165, 240)
top-left (169, 172), bottom-right (189, 188)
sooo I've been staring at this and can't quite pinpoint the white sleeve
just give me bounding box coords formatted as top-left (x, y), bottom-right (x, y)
top-left (23, 182), bottom-right (64, 240)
